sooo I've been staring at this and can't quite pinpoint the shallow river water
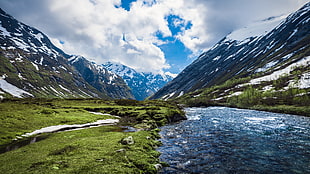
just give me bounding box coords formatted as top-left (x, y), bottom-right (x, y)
top-left (158, 107), bottom-right (310, 174)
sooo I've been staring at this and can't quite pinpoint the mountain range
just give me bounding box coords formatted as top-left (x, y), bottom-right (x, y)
top-left (0, 8), bottom-right (134, 99)
top-left (1, 2), bottom-right (309, 105)
top-left (0, 7), bottom-right (175, 100)
top-left (151, 2), bottom-right (310, 103)
top-left (103, 62), bottom-right (174, 100)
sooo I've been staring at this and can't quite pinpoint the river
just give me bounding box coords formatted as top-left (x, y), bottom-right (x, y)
top-left (158, 107), bottom-right (310, 173)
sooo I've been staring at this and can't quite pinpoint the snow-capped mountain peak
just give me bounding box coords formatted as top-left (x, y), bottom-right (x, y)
top-left (103, 62), bottom-right (174, 100)
top-left (0, 8), bottom-right (66, 60)
top-left (103, 61), bottom-right (136, 78)
top-left (164, 71), bottom-right (178, 78)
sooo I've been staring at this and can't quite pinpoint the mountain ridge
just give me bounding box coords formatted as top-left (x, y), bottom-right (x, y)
top-left (151, 2), bottom-right (310, 100)
top-left (0, 8), bottom-right (133, 99)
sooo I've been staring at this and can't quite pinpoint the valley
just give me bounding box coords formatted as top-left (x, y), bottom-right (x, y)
top-left (0, 1), bottom-right (309, 174)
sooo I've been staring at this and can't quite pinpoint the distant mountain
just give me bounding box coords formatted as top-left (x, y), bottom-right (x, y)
top-left (0, 8), bottom-right (133, 99)
top-left (151, 2), bottom-right (310, 101)
top-left (103, 62), bottom-right (174, 100)
top-left (69, 57), bottom-right (134, 99)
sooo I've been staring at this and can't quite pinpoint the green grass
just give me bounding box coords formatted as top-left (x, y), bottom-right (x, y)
top-left (0, 98), bottom-right (185, 145)
top-left (0, 100), bottom-right (114, 145)
top-left (0, 126), bottom-right (163, 174)
top-left (250, 105), bottom-right (310, 117)
top-left (0, 98), bottom-right (185, 173)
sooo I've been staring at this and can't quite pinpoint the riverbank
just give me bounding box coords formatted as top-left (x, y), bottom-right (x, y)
top-left (247, 105), bottom-right (310, 117)
top-left (175, 95), bottom-right (310, 117)
top-left (0, 98), bottom-right (186, 173)
top-left (186, 102), bottom-right (310, 117)
top-left (173, 75), bottom-right (310, 117)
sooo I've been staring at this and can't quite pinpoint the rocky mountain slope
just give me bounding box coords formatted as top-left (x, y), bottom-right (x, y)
top-left (69, 57), bottom-right (134, 99)
top-left (103, 62), bottom-right (174, 100)
top-left (151, 2), bottom-right (310, 101)
top-left (0, 8), bottom-right (133, 99)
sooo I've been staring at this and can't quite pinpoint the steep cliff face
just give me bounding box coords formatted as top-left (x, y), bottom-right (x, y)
top-left (151, 3), bottom-right (310, 100)
top-left (0, 8), bottom-right (133, 99)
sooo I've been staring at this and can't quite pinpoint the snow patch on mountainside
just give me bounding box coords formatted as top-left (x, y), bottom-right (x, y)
top-left (255, 60), bottom-right (279, 72)
top-left (59, 85), bottom-right (71, 93)
top-left (298, 72), bottom-right (310, 89)
top-left (31, 62), bottom-right (39, 71)
top-left (250, 56), bottom-right (310, 85)
top-left (163, 92), bottom-right (176, 101)
top-left (33, 33), bottom-right (44, 42)
top-left (0, 75), bottom-right (33, 98)
top-left (226, 15), bottom-right (287, 42)
top-left (68, 55), bottom-right (83, 64)
top-left (0, 24), bottom-right (10, 37)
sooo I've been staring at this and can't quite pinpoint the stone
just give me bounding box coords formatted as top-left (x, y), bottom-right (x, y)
top-left (154, 164), bottom-right (162, 170)
top-left (115, 149), bottom-right (126, 153)
top-left (120, 136), bottom-right (134, 145)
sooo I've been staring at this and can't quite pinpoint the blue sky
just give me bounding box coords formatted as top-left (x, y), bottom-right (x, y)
top-left (117, 0), bottom-right (195, 73)
top-left (0, 0), bottom-right (308, 75)
top-left (118, 0), bottom-right (137, 11)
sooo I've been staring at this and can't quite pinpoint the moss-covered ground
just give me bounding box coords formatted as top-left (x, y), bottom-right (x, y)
top-left (0, 126), bottom-right (163, 174)
top-left (0, 98), bottom-right (185, 173)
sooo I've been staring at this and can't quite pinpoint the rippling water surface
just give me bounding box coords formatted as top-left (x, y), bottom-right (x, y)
top-left (158, 107), bottom-right (310, 173)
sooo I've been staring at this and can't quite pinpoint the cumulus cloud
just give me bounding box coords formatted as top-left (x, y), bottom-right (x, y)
top-left (176, 0), bottom-right (309, 53)
top-left (0, 0), bottom-right (308, 73)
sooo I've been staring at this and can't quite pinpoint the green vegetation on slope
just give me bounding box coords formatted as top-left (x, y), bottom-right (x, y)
top-left (174, 74), bottom-right (310, 116)
top-left (0, 98), bottom-right (185, 173)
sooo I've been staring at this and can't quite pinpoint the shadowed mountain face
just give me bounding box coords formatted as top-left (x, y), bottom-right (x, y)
top-left (0, 8), bottom-right (133, 99)
top-left (151, 3), bottom-right (310, 100)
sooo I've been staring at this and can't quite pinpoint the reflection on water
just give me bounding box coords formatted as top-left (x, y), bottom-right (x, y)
top-left (158, 107), bottom-right (310, 174)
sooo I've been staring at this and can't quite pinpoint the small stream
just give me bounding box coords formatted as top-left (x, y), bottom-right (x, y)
top-left (0, 134), bottom-right (50, 154)
top-left (158, 107), bottom-right (310, 173)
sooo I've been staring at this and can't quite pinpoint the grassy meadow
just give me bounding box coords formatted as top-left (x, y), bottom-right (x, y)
top-left (0, 98), bottom-right (185, 173)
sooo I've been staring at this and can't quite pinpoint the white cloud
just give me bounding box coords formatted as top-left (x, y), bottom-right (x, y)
top-left (0, 0), bottom-right (308, 73)
top-left (47, 0), bottom-right (174, 73)
top-left (175, 0), bottom-right (309, 54)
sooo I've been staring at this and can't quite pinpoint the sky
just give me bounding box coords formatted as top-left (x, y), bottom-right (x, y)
top-left (0, 0), bottom-right (308, 75)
